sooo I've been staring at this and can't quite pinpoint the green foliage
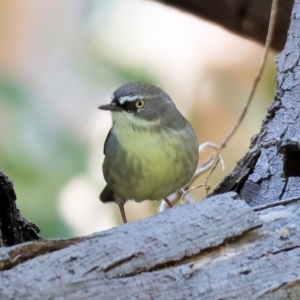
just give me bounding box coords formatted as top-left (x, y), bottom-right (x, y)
top-left (0, 76), bottom-right (85, 238)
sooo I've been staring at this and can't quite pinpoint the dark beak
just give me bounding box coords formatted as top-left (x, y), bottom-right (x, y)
top-left (98, 103), bottom-right (122, 112)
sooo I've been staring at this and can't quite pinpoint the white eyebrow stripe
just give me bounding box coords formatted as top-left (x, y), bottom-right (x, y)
top-left (118, 95), bottom-right (143, 104)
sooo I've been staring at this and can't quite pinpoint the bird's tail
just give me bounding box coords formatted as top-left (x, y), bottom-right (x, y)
top-left (99, 185), bottom-right (115, 203)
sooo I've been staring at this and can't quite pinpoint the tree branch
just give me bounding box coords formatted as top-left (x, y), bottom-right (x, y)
top-left (154, 0), bottom-right (293, 51)
top-left (1, 193), bottom-right (300, 298)
top-left (213, 0), bottom-right (300, 208)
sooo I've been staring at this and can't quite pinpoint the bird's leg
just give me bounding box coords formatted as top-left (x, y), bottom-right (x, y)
top-left (114, 194), bottom-right (128, 223)
top-left (164, 198), bottom-right (174, 208)
top-left (118, 203), bottom-right (127, 223)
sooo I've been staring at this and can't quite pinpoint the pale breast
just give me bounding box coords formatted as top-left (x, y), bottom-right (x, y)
top-left (103, 119), bottom-right (198, 201)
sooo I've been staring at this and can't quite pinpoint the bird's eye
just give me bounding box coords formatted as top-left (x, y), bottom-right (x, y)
top-left (135, 99), bottom-right (145, 109)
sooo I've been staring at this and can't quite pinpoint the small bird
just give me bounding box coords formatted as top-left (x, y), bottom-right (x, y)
top-left (99, 82), bottom-right (199, 223)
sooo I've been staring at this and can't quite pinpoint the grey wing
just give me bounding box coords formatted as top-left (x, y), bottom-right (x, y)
top-left (101, 129), bottom-right (115, 202)
top-left (103, 128), bottom-right (113, 155)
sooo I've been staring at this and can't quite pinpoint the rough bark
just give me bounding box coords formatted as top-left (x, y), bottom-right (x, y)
top-left (0, 172), bottom-right (40, 247)
top-left (212, 0), bottom-right (300, 208)
top-left (1, 0), bottom-right (300, 299)
top-left (0, 193), bottom-right (300, 299)
top-left (154, 0), bottom-right (293, 51)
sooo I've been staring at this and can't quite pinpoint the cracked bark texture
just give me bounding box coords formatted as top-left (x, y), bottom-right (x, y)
top-left (0, 172), bottom-right (40, 247)
top-left (1, 0), bottom-right (300, 299)
top-left (213, 0), bottom-right (300, 208)
top-left (154, 0), bottom-right (293, 51)
top-left (1, 193), bottom-right (300, 299)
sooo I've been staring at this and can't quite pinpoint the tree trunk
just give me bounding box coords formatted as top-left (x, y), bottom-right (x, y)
top-left (0, 172), bottom-right (40, 247)
top-left (212, 0), bottom-right (300, 206)
top-left (1, 0), bottom-right (300, 299)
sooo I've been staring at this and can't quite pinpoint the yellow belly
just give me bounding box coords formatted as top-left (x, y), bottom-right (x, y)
top-left (103, 120), bottom-right (198, 201)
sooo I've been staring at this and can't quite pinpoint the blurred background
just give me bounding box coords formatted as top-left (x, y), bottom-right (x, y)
top-left (0, 0), bottom-right (276, 238)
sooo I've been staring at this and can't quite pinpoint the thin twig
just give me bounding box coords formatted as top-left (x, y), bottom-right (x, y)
top-left (160, 0), bottom-right (278, 212)
top-left (219, 0), bottom-right (278, 150)
top-left (179, 184), bottom-right (209, 203)
top-left (188, 142), bottom-right (224, 188)
top-left (193, 0), bottom-right (278, 180)
top-left (204, 156), bottom-right (220, 196)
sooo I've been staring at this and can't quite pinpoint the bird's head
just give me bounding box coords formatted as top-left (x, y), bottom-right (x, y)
top-left (99, 82), bottom-right (184, 129)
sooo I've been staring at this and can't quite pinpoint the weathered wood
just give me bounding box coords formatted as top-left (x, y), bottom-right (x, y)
top-left (213, 0), bottom-right (300, 209)
top-left (154, 0), bottom-right (293, 51)
top-left (0, 171), bottom-right (40, 247)
top-left (0, 193), bottom-right (263, 299)
top-left (1, 1), bottom-right (300, 299)
top-left (0, 193), bottom-right (300, 299)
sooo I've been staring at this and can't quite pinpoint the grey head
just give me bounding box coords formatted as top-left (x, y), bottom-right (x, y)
top-left (99, 82), bottom-right (187, 129)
